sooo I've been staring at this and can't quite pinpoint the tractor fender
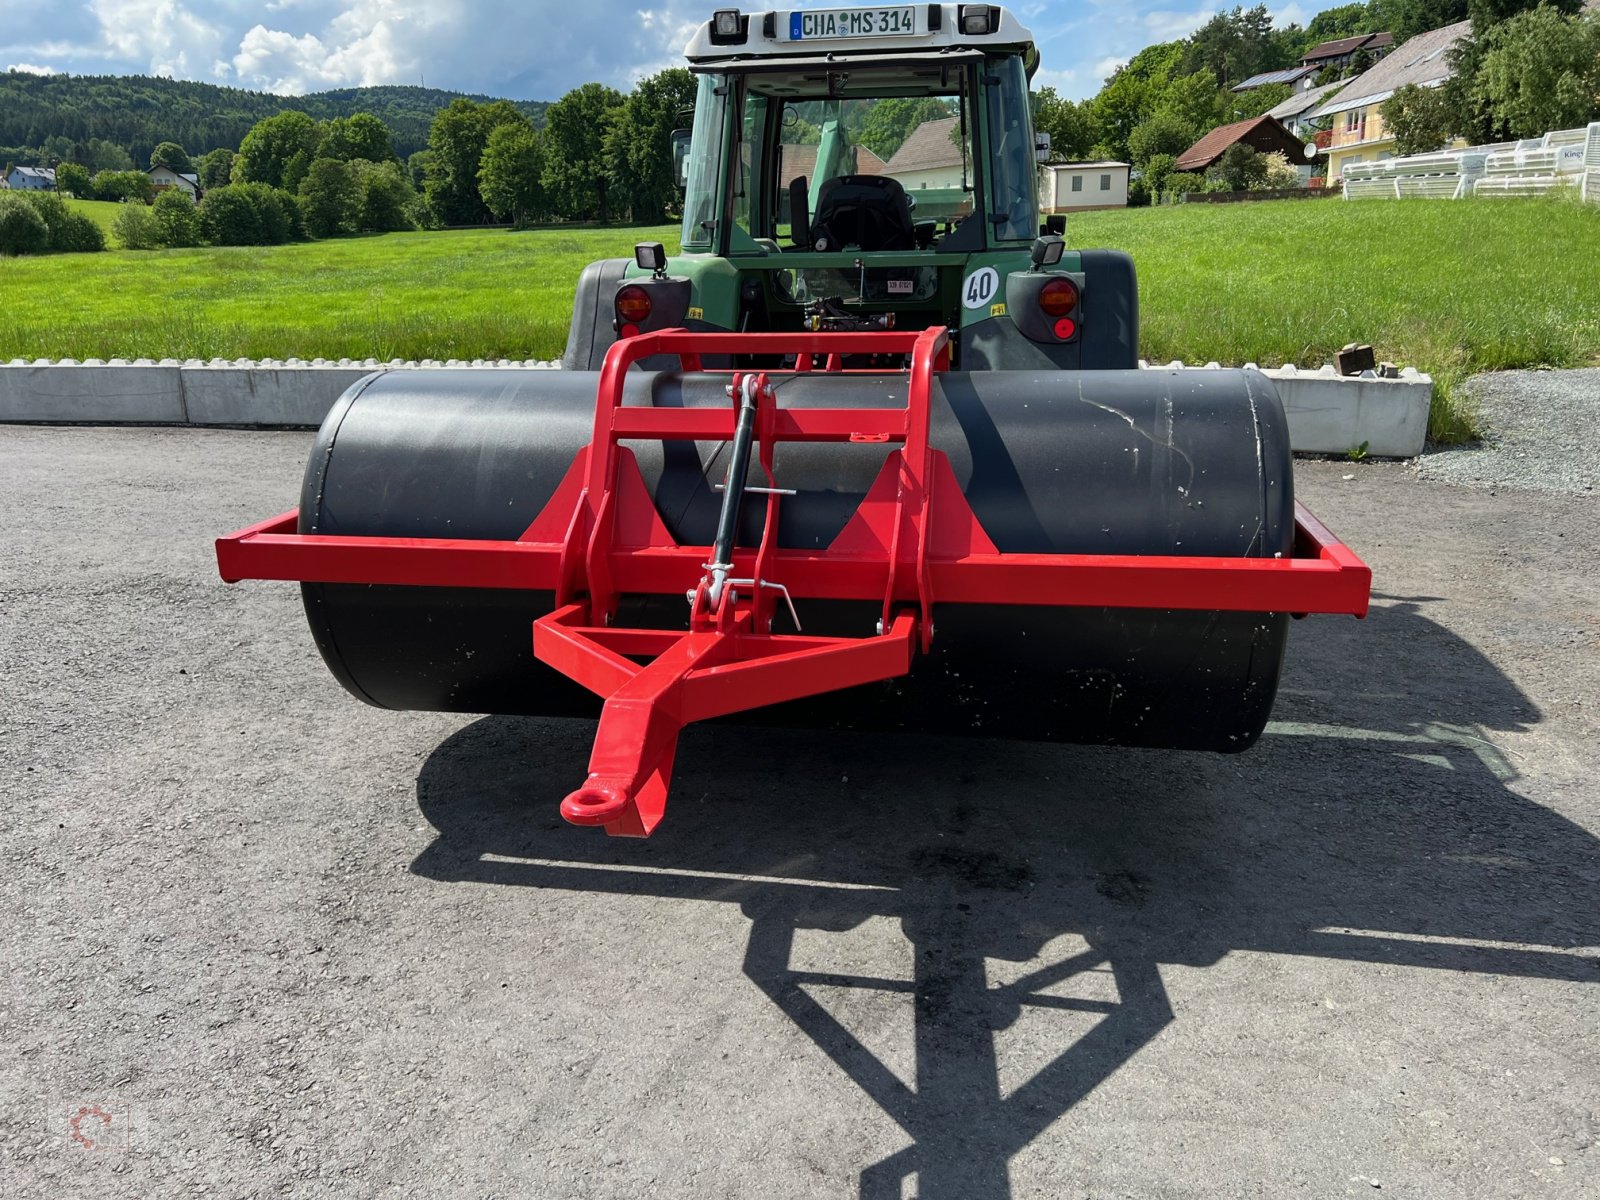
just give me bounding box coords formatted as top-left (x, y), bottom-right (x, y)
top-left (1076, 249), bottom-right (1140, 370)
top-left (561, 258), bottom-right (632, 371)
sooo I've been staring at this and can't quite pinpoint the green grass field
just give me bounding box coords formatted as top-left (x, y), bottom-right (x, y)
top-left (6, 197), bottom-right (1599, 441)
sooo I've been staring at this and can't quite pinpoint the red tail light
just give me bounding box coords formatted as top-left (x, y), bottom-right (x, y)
top-left (1038, 277), bottom-right (1079, 318)
top-left (616, 285), bottom-right (652, 324)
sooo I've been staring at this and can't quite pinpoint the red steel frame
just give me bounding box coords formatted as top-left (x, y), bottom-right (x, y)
top-left (217, 327), bottom-right (1371, 837)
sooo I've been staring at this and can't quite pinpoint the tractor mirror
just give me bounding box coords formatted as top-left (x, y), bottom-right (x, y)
top-left (1034, 131), bottom-right (1051, 163)
top-left (1030, 235), bottom-right (1065, 270)
top-left (671, 129), bottom-right (691, 188)
top-left (1044, 214), bottom-right (1066, 236)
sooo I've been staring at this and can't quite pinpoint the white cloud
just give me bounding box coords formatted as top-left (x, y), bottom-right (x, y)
top-left (14, 1), bottom-right (1283, 105)
top-left (1142, 7), bottom-right (1218, 42)
top-left (1032, 67), bottom-right (1079, 93)
top-left (230, 1), bottom-right (458, 94)
top-left (7, 63), bottom-right (57, 74)
top-left (89, 0), bottom-right (226, 77)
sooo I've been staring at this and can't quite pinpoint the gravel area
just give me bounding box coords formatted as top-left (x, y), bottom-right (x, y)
top-left (1415, 368), bottom-right (1600, 495)
top-left (3, 427), bottom-right (1598, 1198)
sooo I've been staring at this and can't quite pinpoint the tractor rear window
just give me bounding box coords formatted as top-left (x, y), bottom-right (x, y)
top-left (728, 61), bottom-right (983, 253)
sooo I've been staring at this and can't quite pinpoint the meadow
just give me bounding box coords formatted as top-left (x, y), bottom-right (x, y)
top-left (5, 197), bottom-right (1598, 440)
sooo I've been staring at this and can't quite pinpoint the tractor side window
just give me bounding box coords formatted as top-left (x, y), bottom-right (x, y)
top-left (680, 74), bottom-right (727, 251)
top-left (982, 55), bottom-right (1038, 243)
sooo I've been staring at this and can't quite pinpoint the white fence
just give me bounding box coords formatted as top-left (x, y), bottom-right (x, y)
top-left (1342, 122), bottom-right (1600, 203)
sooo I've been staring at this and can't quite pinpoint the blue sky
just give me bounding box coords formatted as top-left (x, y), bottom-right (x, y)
top-left (2, 2), bottom-right (1317, 101)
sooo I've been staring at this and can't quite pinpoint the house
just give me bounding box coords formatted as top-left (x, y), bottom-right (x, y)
top-left (5, 165), bottom-right (56, 191)
top-left (884, 116), bottom-right (965, 191)
top-left (1039, 161), bottom-right (1129, 212)
top-left (1174, 115), bottom-right (1315, 175)
top-left (1308, 20), bottom-right (1472, 182)
top-left (1300, 32), bottom-right (1394, 73)
top-left (1267, 80), bottom-right (1349, 140)
top-left (147, 165), bottom-right (200, 201)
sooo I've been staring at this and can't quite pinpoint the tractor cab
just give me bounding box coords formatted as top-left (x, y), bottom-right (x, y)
top-left (679, 5), bottom-right (1041, 259)
top-left (563, 5), bottom-right (1135, 371)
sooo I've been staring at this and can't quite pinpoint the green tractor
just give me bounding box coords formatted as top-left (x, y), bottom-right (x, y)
top-left (565, 4), bottom-right (1135, 374)
top-left (217, 5), bottom-right (1369, 837)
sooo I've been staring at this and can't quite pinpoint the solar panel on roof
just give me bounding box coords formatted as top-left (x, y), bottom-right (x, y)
top-left (1230, 65), bottom-right (1316, 92)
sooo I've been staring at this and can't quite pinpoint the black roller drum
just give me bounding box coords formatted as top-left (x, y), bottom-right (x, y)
top-left (300, 366), bottom-right (1294, 751)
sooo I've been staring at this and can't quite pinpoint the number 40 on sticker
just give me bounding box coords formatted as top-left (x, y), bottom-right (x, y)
top-left (963, 267), bottom-right (999, 310)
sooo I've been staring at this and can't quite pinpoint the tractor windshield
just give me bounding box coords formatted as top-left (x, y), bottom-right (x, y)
top-left (680, 55), bottom-right (1036, 255)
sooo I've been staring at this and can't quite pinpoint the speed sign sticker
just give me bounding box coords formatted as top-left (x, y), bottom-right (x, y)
top-left (962, 267), bottom-right (999, 310)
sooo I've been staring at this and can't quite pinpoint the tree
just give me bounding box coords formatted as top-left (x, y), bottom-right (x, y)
top-left (1141, 152), bottom-right (1179, 199)
top-left (1127, 112), bottom-right (1197, 167)
top-left (423, 98), bottom-right (530, 225)
top-left (321, 113), bottom-right (396, 163)
top-left (542, 83), bottom-right (626, 222)
top-left (148, 188), bottom-right (200, 246)
top-left (1380, 1), bottom-right (1469, 43)
top-left (112, 203), bottom-right (160, 250)
top-left (196, 148), bottom-right (236, 190)
top-left (82, 138), bottom-right (134, 174)
top-left (604, 68), bottom-right (700, 223)
top-left (298, 157), bottom-right (362, 237)
top-left (1206, 143), bottom-right (1270, 190)
top-left (149, 141), bottom-right (192, 173)
top-left (1381, 84), bottom-right (1455, 155)
top-left (0, 190), bottom-right (54, 254)
top-left (93, 169), bottom-right (155, 203)
top-left (1470, 7), bottom-right (1600, 139)
top-left (350, 158), bottom-right (416, 231)
top-left (199, 182), bottom-right (297, 245)
top-left (55, 161), bottom-right (91, 198)
top-left (1304, 4), bottom-right (1384, 44)
top-left (1260, 151), bottom-right (1302, 188)
top-left (478, 124), bottom-right (546, 226)
top-left (1157, 70), bottom-right (1226, 134)
top-left (1163, 171), bottom-right (1207, 202)
top-left (1181, 5), bottom-right (1288, 88)
top-left (234, 110), bottom-right (322, 189)
top-left (1090, 41), bottom-right (1187, 161)
top-left (1466, 0), bottom-right (1581, 36)
top-left (406, 149), bottom-right (431, 190)
top-left (1032, 88), bottom-right (1100, 161)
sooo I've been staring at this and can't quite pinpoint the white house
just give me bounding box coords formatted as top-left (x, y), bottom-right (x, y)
top-left (1039, 162), bottom-right (1130, 212)
top-left (5, 165), bottom-right (56, 191)
top-left (147, 165), bottom-right (200, 200)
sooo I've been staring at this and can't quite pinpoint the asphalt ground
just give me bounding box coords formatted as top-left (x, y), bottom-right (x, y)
top-left (3, 422), bottom-right (1598, 1199)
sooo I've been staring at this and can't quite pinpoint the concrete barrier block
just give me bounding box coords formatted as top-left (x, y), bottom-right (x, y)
top-left (1264, 369), bottom-right (1431, 457)
top-left (0, 362), bottom-right (185, 422)
top-left (180, 366), bottom-right (378, 426)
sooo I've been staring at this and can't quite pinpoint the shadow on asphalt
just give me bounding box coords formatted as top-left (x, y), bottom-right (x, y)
top-left (410, 598), bottom-right (1600, 1199)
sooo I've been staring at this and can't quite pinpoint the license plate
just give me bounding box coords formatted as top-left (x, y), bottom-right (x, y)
top-left (784, 7), bottom-right (919, 40)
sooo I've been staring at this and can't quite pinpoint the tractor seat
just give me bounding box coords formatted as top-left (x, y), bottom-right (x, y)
top-left (810, 175), bottom-right (916, 253)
